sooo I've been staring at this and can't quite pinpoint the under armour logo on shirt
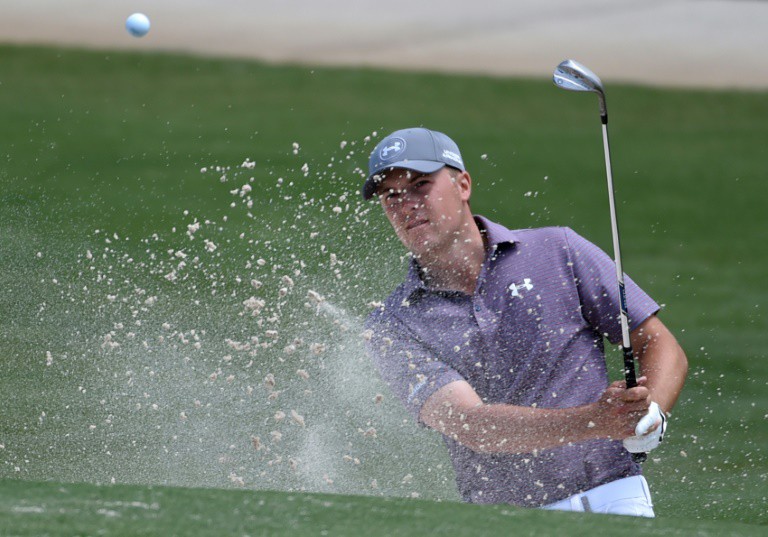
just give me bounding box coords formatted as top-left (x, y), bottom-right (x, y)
top-left (509, 278), bottom-right (533, 298)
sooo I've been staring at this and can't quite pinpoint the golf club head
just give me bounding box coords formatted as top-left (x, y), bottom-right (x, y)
top-left (553, 59), bottom-right (607, 119)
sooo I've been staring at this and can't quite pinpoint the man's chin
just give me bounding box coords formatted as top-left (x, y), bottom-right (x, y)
top-left (396, 225), bottom-right (438, 256)
top-left (406, 239), bottom-right (435, 259)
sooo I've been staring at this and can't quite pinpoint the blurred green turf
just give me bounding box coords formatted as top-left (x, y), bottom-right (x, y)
top-left (0, 44), bottom-right (766, 530)
top-left (0, 479), bottom-right (764, 537)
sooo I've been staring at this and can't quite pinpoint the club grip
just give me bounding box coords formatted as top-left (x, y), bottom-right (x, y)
top-left (622, 346), bottom-right (647, 463)
top-left (623, 346), bottom-right (638, 388)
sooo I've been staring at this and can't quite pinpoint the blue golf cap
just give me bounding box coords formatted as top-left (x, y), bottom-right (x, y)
top-left (362, 128), bottom-right (465, 200)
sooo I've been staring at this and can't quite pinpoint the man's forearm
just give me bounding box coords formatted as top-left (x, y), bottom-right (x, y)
top-left (434, 402), bottom-right (603, 454)
top-left (421, 379), bottom-right (650, 455)
top-left (632, 316), bottom-right (688, 413)
top-left (641, 340), bottom-right (688, 413)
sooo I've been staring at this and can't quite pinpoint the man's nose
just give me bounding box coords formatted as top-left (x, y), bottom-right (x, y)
top-left (398, 192), bottom-right (421, 211)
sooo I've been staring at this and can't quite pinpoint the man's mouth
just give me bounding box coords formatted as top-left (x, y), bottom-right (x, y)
top-left (406, 218), bottom-right (429, 231)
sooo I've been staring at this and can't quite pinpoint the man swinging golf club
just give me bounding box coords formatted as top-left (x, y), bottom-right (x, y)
top-left (362, 65), bottom-right (688, 516)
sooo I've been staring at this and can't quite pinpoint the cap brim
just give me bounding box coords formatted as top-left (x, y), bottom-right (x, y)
top-left (361, 161), bottom-right (445, 200)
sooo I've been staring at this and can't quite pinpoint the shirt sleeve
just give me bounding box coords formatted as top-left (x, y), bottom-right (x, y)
top-left (563, 227), bottom-right (660, 344)
top-left (365, 311), bottom-right (466, 424)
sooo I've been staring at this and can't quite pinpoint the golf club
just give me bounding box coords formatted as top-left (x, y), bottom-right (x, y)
top-left (553, 59), bottom-right (647, 463)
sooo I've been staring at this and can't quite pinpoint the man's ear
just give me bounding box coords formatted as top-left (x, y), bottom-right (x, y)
top-left (457, 171), bottom-right (472, 202)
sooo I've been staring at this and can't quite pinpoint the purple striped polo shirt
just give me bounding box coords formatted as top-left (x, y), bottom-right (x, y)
top-left (365, 216), bottom-right (659, 507)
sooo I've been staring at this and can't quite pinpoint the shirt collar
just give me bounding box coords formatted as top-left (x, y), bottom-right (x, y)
top-left (474, 215), bottom-right (520, 248)
top-left (401, 215), bottom-right (519, 298)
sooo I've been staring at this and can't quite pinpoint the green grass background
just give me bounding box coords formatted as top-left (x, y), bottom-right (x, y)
top-left (0, 45), bottom-right (766, 534)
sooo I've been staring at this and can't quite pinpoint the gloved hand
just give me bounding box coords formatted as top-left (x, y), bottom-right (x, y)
top-left (623, 401), bottom-right (667, 453)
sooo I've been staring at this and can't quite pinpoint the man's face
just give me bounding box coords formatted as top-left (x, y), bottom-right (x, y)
top-left (376, 166), bottom-right (471, 257)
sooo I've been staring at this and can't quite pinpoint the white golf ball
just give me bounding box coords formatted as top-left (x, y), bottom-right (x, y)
top-left (126, 13), bottom-right (150, 37)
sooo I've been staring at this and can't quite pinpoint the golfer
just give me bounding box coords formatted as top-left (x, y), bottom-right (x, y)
top-left (362, 127), bottom-right (688, 516)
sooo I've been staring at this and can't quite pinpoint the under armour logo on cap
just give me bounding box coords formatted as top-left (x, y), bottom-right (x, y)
top-left (380, 138), bottom-right (406, 160)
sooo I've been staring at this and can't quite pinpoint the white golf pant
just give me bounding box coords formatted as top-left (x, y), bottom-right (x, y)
top-left (541, 475), bottom-right (655, 517)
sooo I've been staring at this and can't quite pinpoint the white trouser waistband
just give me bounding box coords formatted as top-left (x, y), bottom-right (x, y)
top-left (542, 475), bottom-right (654, 517)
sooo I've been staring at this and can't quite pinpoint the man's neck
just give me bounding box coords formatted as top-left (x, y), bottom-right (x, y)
top-left (416, 218), bottom-right (486, 295)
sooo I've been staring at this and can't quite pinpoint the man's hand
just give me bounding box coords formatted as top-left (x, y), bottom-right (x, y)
top-left (623, 401), bottom-right (667, 453)
top-left (592, 377), bottom-right (652, 439)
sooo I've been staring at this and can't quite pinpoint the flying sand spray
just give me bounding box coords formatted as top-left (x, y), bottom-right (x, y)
top-left (13, 134), bottom-right (455, 499)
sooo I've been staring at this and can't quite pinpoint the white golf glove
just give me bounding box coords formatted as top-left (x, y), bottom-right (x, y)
top-left (623, 401), bottom-right (667, 453)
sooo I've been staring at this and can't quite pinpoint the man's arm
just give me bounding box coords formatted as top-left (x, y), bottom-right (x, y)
top-left (630, 314), bottom-right (688, 414)
top-left (419, 378), bottom-right (652, 454)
